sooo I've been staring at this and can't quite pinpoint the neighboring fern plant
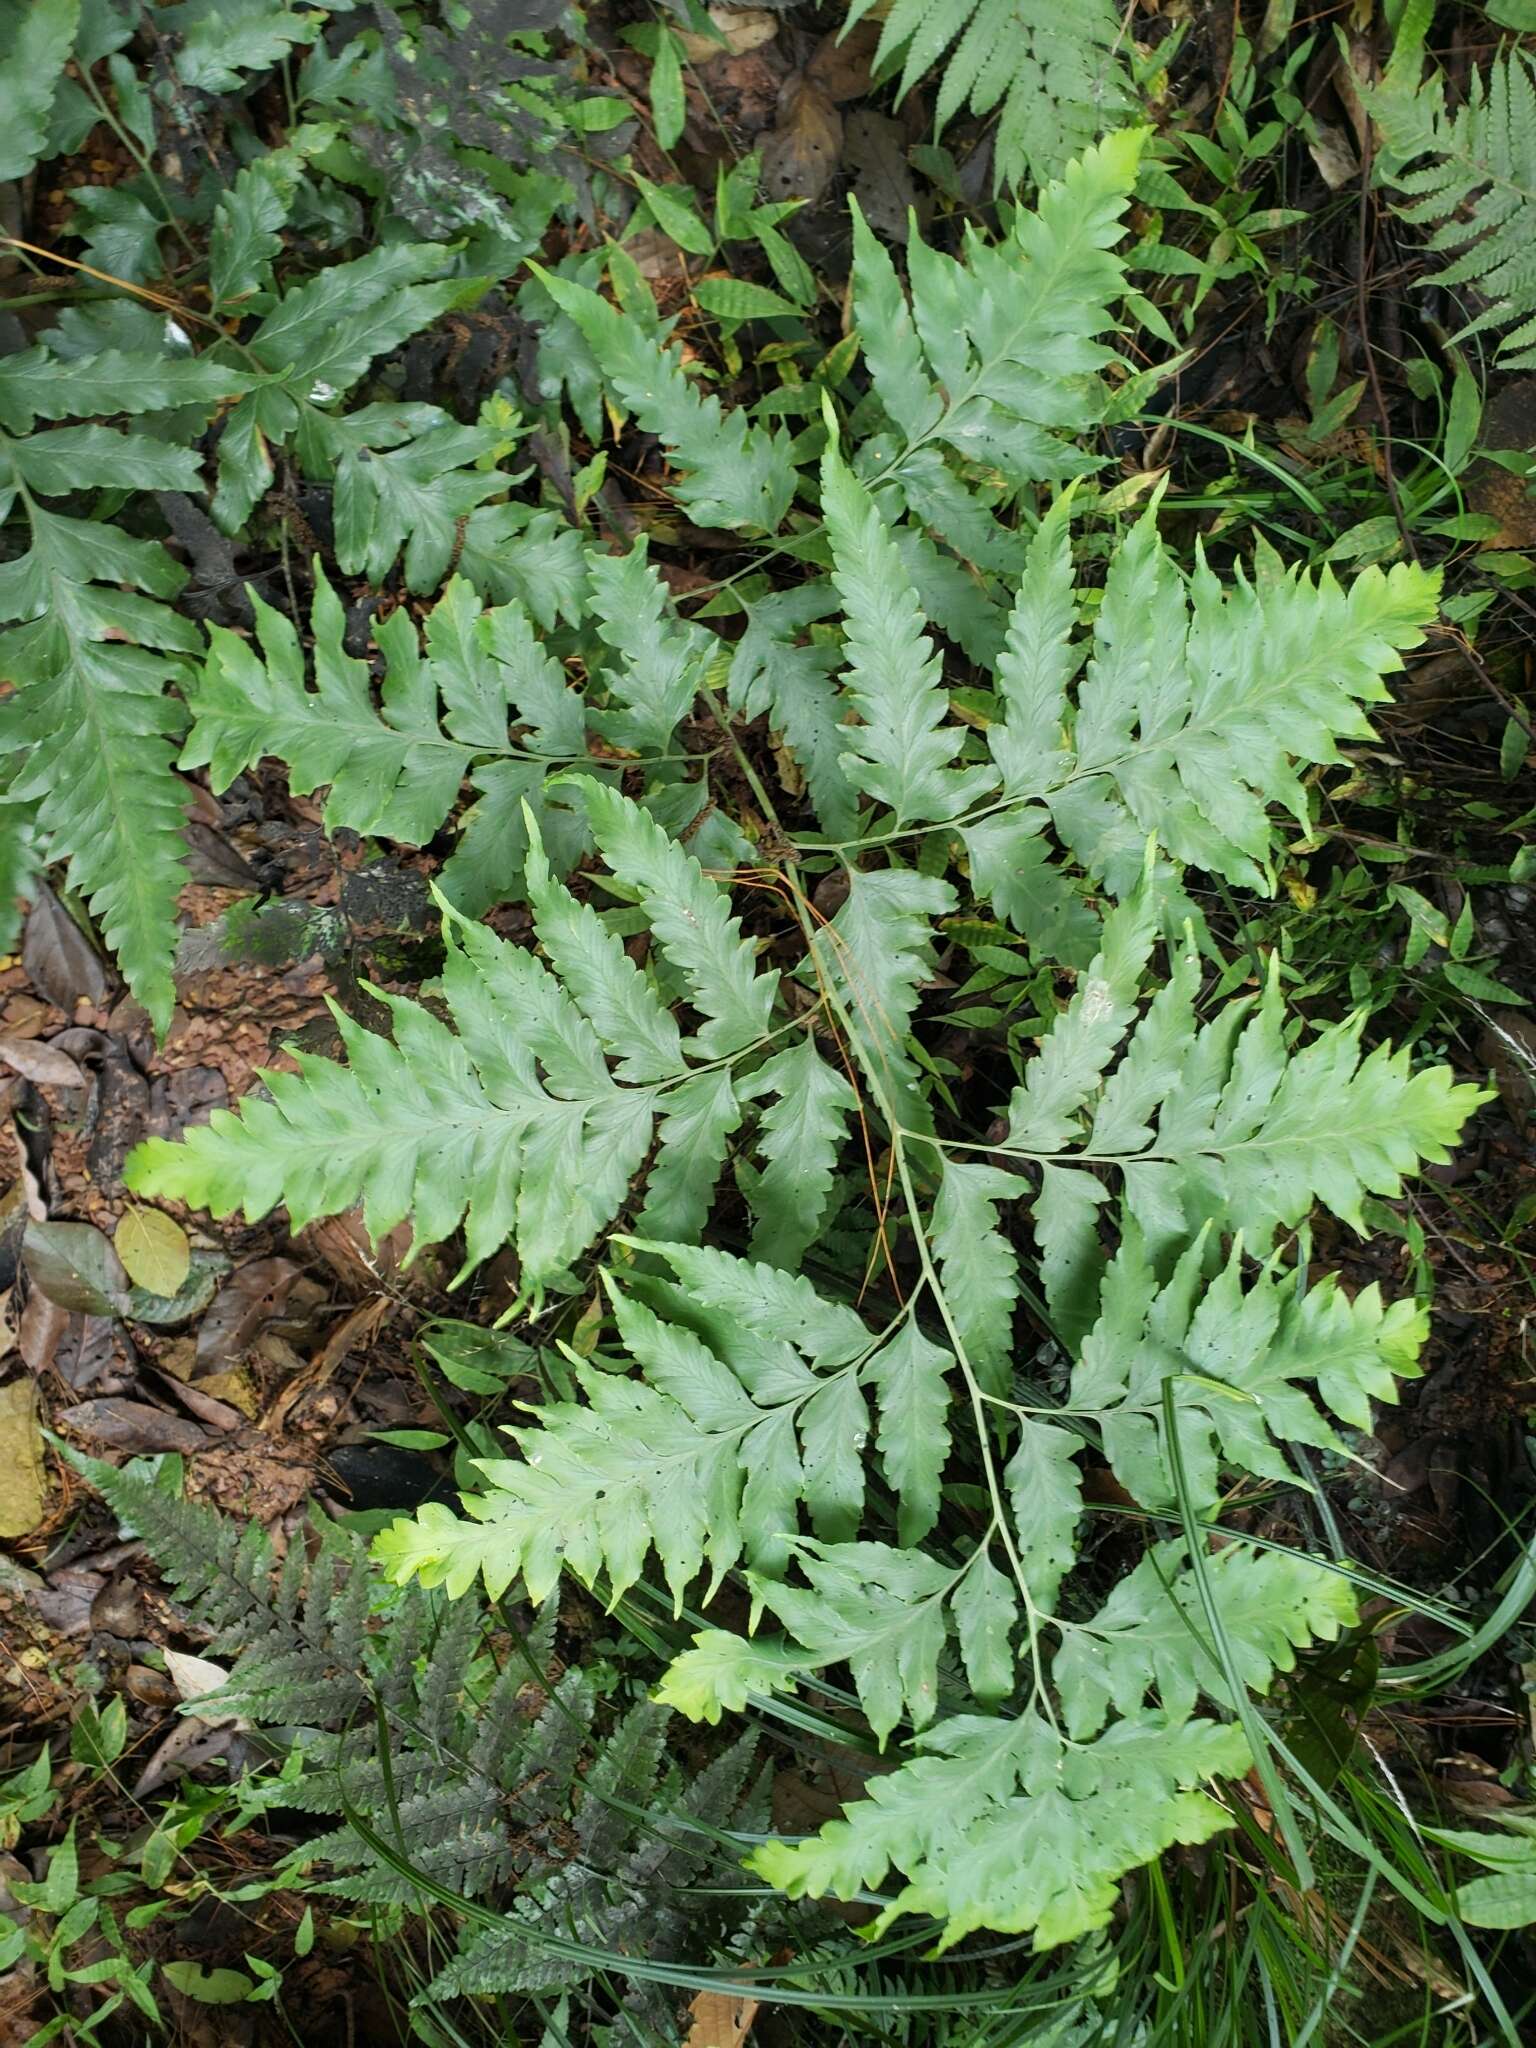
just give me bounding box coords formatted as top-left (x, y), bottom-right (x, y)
top-left (0, 0), bottom-right (594, 1027)
top-left (841, 0), bottom-right (1139, 192)
top-left (68, 1450), bottom-right (775, 2019)
top-left (125, 129), bottom-right (1489, 1959)
top-left (1369, 17), bottom-right (1536, 367)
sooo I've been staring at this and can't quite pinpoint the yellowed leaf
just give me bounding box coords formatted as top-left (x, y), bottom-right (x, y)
top-left (115, 1207), bottom-right (191, 1299)
top-left (0, 1377), bottom-right (46, 1538)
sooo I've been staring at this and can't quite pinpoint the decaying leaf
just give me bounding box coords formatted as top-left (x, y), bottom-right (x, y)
top-left (54, 1397), bottom-right (207, 1455)
top-left (22, 1219), bottom-right (129, 1317)
top-left (0, 1035), bottom-right (87, 1089)
top-left (0, 1377), bottom-right (46, 1538)
top-left (760, 79), bottom-right (843, 203)
top-left (21, 883), bottom-right (112, 1014)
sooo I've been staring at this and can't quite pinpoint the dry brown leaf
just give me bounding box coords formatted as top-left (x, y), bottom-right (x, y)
top-left (685, 1991), bottom-right (760, 2048)
top-left (677, 6), bottom-right (778, 61)
top-left (0, 1036), bottom-right (88, 1089)
top-left (760, 80), bottom-right (843, 204)
top-left (806, 17), bottom-right (882, 102)
top-left (55, 1397), bottom-right (207, 1455)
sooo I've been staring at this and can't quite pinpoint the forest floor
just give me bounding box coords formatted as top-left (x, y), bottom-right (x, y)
top-left (1, 1), bottom-right (1535, 2044)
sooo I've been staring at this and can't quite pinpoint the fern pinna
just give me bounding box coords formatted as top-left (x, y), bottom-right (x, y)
top-left (125, 134), bottom-right (1486, 1956)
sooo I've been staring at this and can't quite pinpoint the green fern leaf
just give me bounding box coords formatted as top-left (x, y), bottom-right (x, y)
top-left (739, 1034), bottom-right (859, 1269)
top-left (0, 502), bottom-right (200, 1033)
top-left (1371, 44), bottom-right (1536, 366)
top-left (1054, 1539), bottom-right (1358, 1739)
top-left (524, 814), bottom-right (685, 1083)
top-left (861, 129), bottom-right (1146, 492)
top-left (751, 1706), bottom-right (1248, 1950)
top-left (126, 917), bottom-right (655, 1286)
top-left (1071, 1226), bottom-right (1429, 1510)
top-left (0, 347), bottom-right (256, 436)
top-left (586, 540), bottom-right (707, 755)
top-left (726, 588), bottom-right (859, 840)
top-left (1005, 954), bottom-right (1488, 1272)
top-left (810, 867), bottom-right (956, 1136)
top-left (843, 0), bottom-right (1137, 192)
top-left (577, 777), bottom-right (778, 1058)
top-left (212, 244), bottom-right (483, 530)
top-left (822, 442), bottom-right (997, 825)
top-left (1002, 1420), bottom-right (1083, 1616)
top-left (532, 262), bottom-right (796, 534)
top-left (868, 1320), bottom-right (952, 1547)
top-left (0, 0), bottom-right (77, 183)
top-left (930, 1160), bottom-right (1025, 1398)
top-left (183, 567), bottom-right (591, 899)
top-left (1005, 863), bottom-right (1158, 1150)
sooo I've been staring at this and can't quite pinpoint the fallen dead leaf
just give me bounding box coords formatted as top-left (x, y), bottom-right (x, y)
top-left (685, 1990), bottom-right (760, 2048)
top-left (195, 1256), bottom-right (305, 1372)
top-left (0, 1036), bottom-right (87, 1089)
top-left (677, 5), bottom-right (778, 61)
top-left (135, 1717), bottom-right (239, 1796)
top-left (843, 107), bottom-right (916, 239)
top-left (1307, 120), bottom-right (1359, 189)
top-left (23, 1219), bottom-right (129, 1317)
top-left (55, 1397), bottom-right (207, 1455)
top-left (21, 883), bottom-right (112, 1014)
top-left (0, 1377), bottom-right (46, 1537)
top-left (760, 78), bottom-right (843, 204)
top-left (164, 1648), bottom-right (237, 1715)
top-left (806, 17), bottom-right (882, 102)
top-left (189, 1367), bottom-right (259, 1419)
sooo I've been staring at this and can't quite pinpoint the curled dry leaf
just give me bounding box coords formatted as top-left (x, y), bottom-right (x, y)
top-left (164, 1647), bottom-right (239, 1718)
top-left (677, 5), bottom-right (779, 61)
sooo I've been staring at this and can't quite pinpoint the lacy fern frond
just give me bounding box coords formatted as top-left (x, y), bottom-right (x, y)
top-left (68, 1449), bottom-right (769, 2004)
top-left (1370, 42), bottom-right (1536, 367)
top-left (843, 0), bottom-right (1138, 192)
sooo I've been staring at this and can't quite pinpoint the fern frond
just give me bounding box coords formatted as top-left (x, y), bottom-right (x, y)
top-left (1071, 1224), bottom-right (1428, 1511)
top-left (1005, 949), bottom-right (1487, 1338)
top-left (752, 1706), bottom-right (1247, 1950)
top-left (1053, 1539), bottom-right (1357, 1739)
top-left (0, 0), bottom-right (77, 184)
top-left (0, 343), bottom-right (259, 1029)
top-left (844, 0), bottom-right (1138, 192)
top-left (1371, 44), bottom-right (1536, 366)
